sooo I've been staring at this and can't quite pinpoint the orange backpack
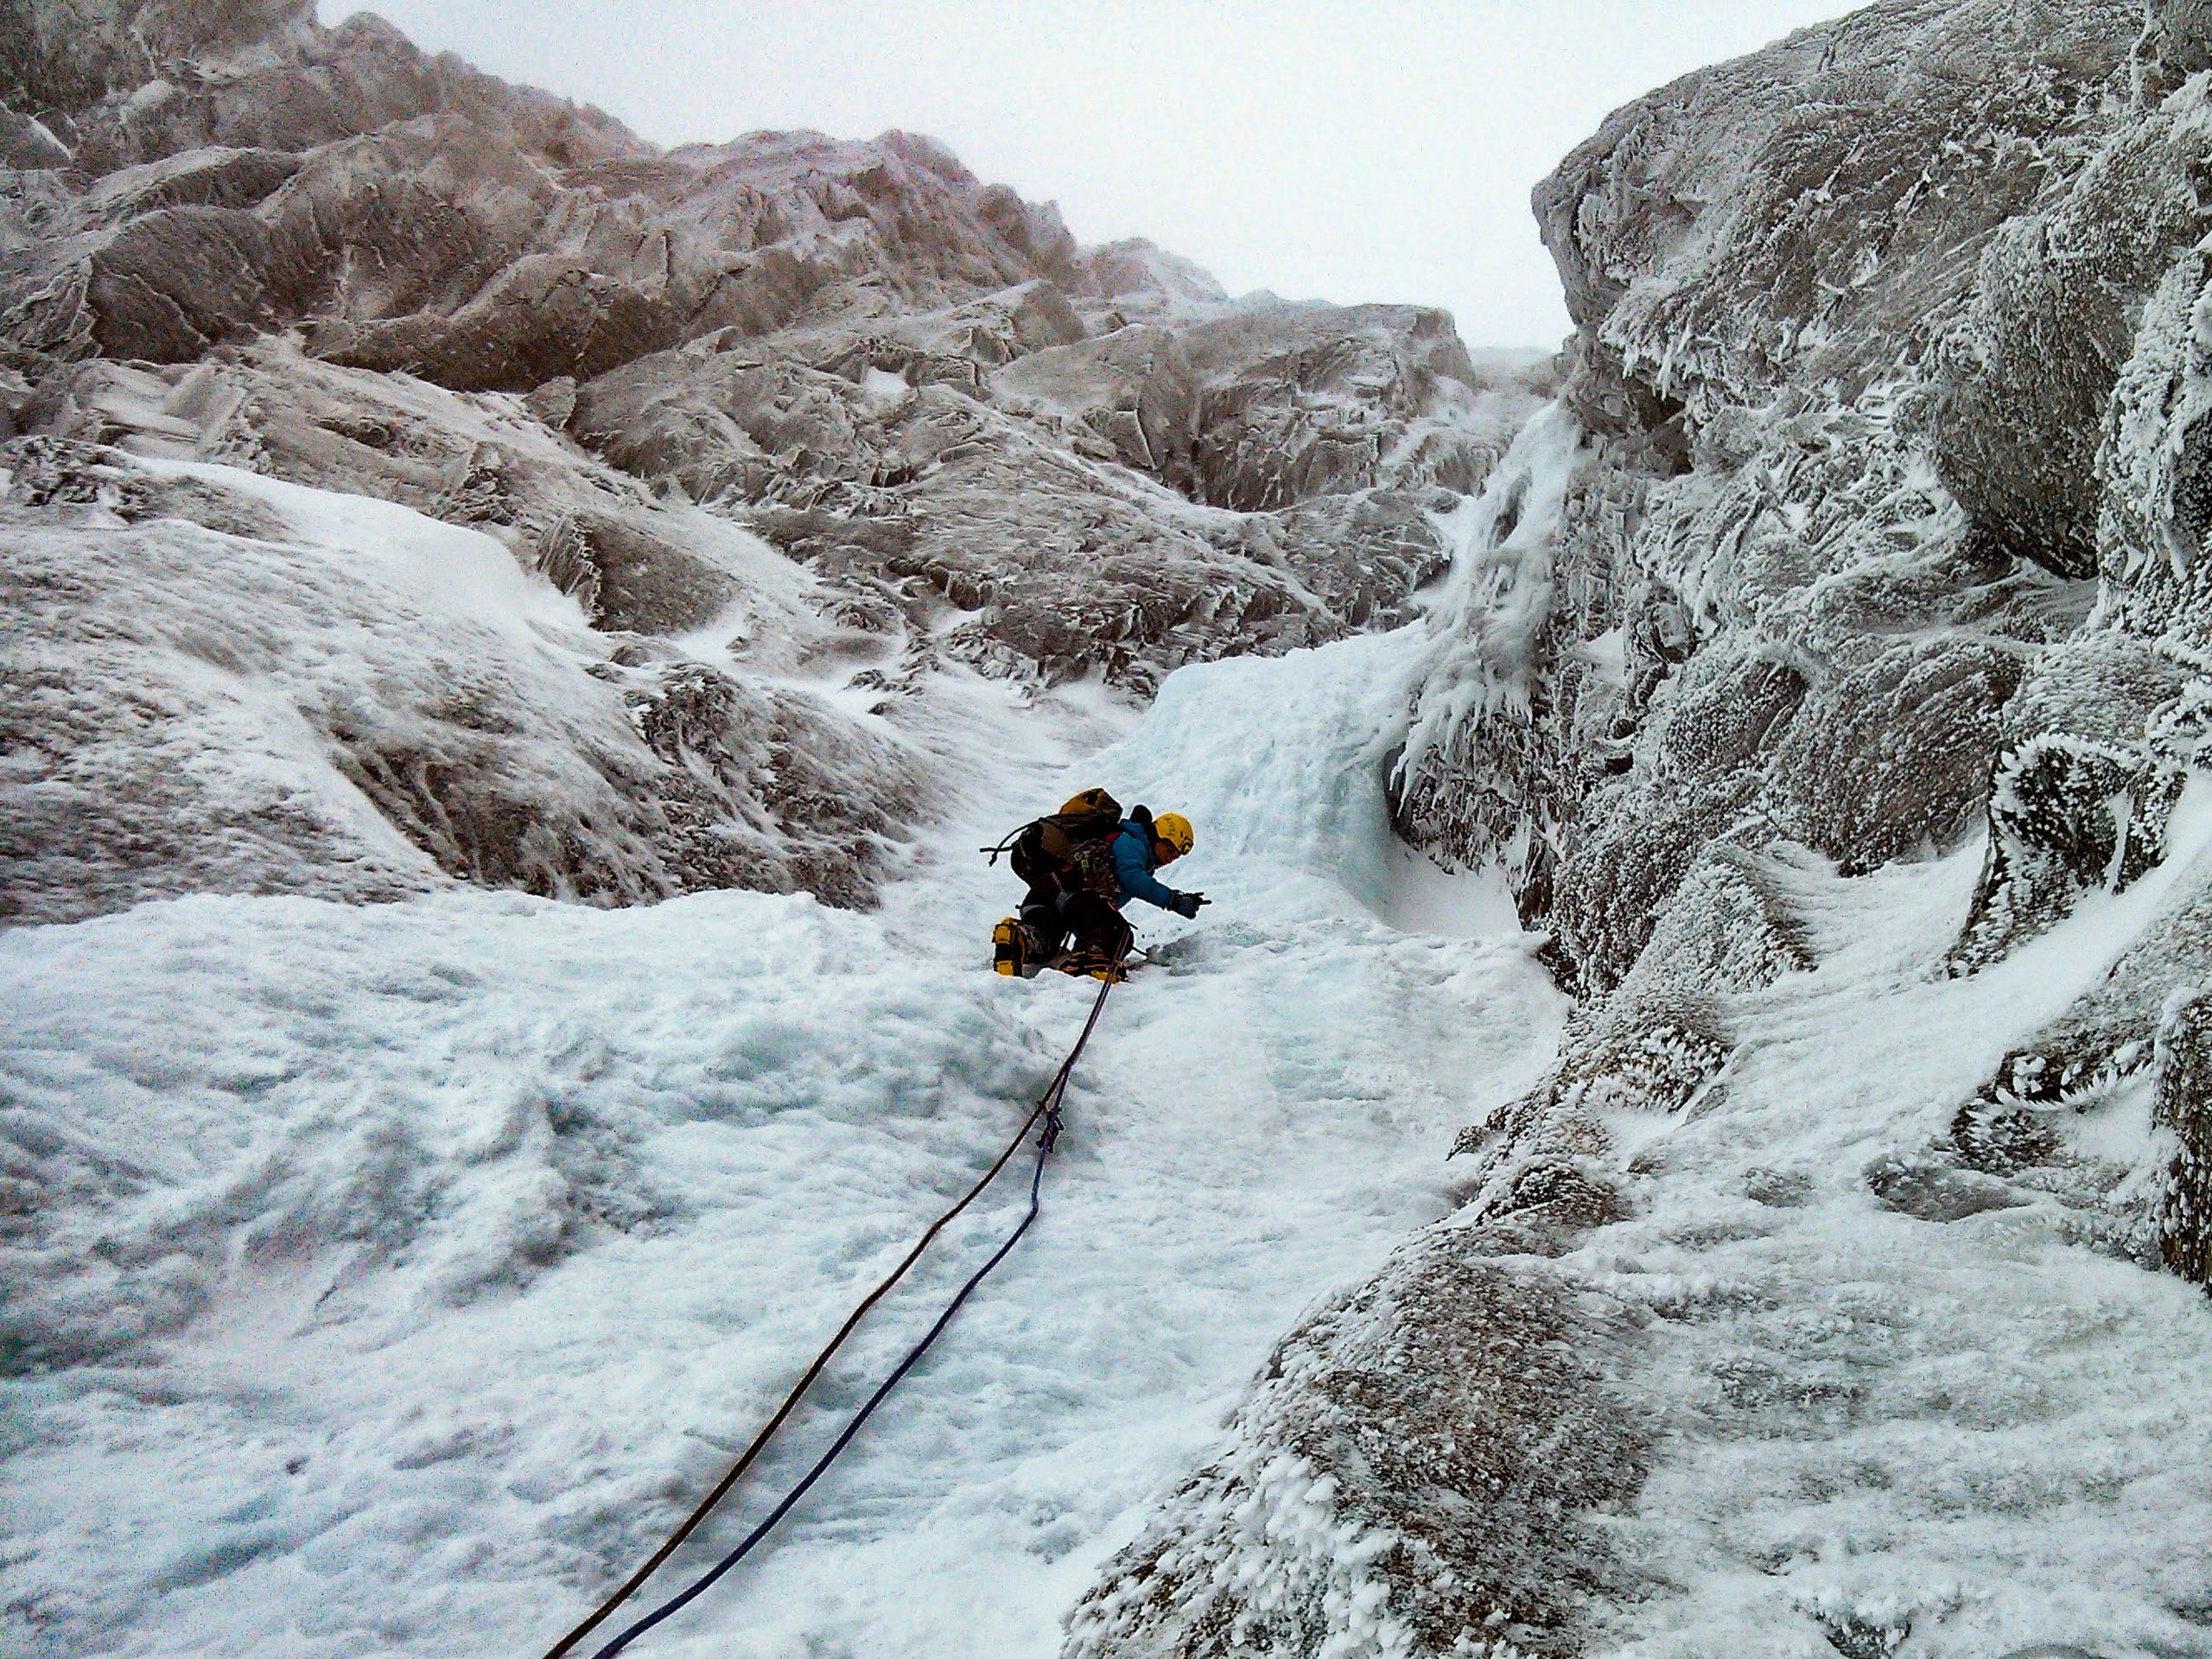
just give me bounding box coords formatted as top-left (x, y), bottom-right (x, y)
top-left (983, 788), bottom-right (1126, 889)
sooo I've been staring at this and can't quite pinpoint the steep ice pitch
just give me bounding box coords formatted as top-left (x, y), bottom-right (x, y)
top-left (0, 485), bottom-right (1565, 1656)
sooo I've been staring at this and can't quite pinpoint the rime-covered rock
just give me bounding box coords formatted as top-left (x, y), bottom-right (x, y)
top-left (23, 347), bottom-right (768, 639)
top-left (0, 16), bottom-right (1536, 688)
top-left (1063, 1206), bottom-right (1649, 1659)
top-left (1451, 843), bottom-right (1808, 1201)
top-left (3, 3), bottom-right (626, 173)
top-left (3, 10), bottom-right (1075, 393)
top-left (2158, 992), bottom-right (2212, 1284)
top-left (1300, 19), bottom-right (2212, 1644)
top-left (1393, 0), bottom-right (2206, 1001)
top-left (1381, 0), bottom-right (2212, 1327)
top-left (563, 307), bottom-right (1534, 690)
top-left (1955, 239), bottom-right (2212, 969)
top-left (0, 434), bottom-right (932, 923)
top-left (1934, 128), bottom-right (2212, 1280)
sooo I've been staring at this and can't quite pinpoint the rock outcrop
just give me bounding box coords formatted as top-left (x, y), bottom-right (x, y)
top-left (1386, 1), bottom-right (2212, 1282)
top-left (1065, 1198), bottom-right (1648, 1659)
top-left (0, 1), bottom-right (1541, 923)
top-left (1394, 0), bottom-right (2157, 983)
top-left (0, 419), bottom-right (931, 925)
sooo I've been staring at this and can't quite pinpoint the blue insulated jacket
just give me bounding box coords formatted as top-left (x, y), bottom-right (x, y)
top-left (1109, 820), bottom-right (1178, 910)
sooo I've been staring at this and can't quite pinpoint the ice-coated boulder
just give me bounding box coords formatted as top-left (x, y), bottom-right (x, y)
top-left (1064, 1199), bottom-right (1648, 1659)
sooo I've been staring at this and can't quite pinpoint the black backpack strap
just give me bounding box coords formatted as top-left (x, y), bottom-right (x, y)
top-left (980, 823), bottom-right (1029, 865)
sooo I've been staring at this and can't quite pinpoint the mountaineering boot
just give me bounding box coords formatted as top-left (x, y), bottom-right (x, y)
top-left (1055, 948), bottom-right (1127, 983)
top-left (992, 916), bottom-right (1027, 976)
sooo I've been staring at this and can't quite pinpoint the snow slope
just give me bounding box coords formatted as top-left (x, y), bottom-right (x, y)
top-left (1569, 814), bottom-right (2212, 1656)
top-left (0, 486), bottom-right (1567, 1656)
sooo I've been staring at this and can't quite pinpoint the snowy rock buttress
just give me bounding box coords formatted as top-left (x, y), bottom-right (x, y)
top-left (1380, 0), bottom-right (2212, 1291)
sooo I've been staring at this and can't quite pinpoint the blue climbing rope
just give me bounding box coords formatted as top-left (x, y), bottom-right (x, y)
top-left (567, 969), bottom-right (1113, 1658)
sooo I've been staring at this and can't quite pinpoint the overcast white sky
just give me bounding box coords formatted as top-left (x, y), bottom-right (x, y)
top-left (318, 2), bottom-right (1851, 346)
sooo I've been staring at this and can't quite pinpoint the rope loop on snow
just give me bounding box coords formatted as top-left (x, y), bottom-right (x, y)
top-left (540, 963), bottom-right (1120, 1659)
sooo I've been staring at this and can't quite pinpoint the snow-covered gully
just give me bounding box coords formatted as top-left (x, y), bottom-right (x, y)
top-left (0, 461), bottom-right (1566, 1655)
top-left (21, 3), bottom-right (2212, 1655)
top-left (10, 402), bottom-right (2212, 1658)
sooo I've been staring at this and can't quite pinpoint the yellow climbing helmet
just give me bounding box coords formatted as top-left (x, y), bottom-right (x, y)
top-left (1153, 811), bottom-right (1194, 858)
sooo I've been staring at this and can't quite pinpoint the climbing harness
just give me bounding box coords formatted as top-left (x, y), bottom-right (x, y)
top-left (541, 968), bottom-right (1120, 1659)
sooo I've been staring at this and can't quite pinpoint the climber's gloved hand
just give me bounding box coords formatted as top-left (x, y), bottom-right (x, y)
top-left (1168, 890), bottom-right (1208, 918)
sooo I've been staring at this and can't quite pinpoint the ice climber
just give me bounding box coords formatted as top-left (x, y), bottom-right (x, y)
top-left (988, 788), bottom-right (1206, 981)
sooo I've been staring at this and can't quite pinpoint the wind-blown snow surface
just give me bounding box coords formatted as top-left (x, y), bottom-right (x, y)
top-left (0, 541), bottom-right (1566, 1656)
top-left (1576, 816), bottom-right (2212, 1656)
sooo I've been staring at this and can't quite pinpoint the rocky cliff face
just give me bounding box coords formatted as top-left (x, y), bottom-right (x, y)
top-left (1395, 0), bottom-right (2164, 978)
top-left (1071, 3), bottom-right (2212, 1655)
top-left (1394, 0), bottom-right (2212, 1282)
top-left (0, 0), bottom-right (1541, 924)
